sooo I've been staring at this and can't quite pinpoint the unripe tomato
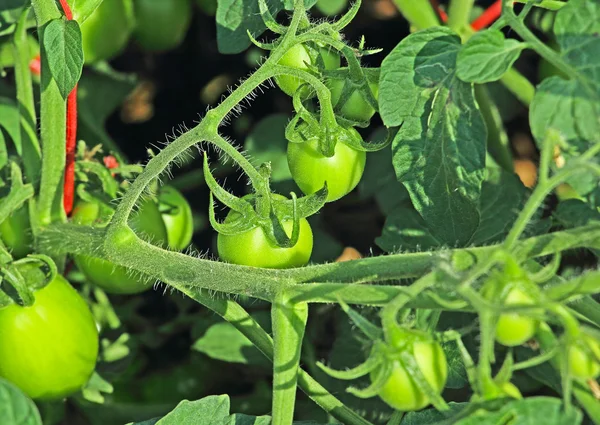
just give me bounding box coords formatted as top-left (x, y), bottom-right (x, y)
top-left (568, 335), bottom-right (600, 380)
top-left (495, 288), bottom-right (538, 347)
top-left (287, 126), bottom-right (366, 202)
top-left (0, 275), bottom-right (98, 400)
top-left (372, 340), bottom-right (447, 411)
top-left (0, 206), bottom-right (32, 259)
top-left (72, 199), bottom-right (168, 294)
top-left (76, 0), bottom-right (133, 63)
top-left (217, 196), bottom-right (313, 268)
top-left (158, 186), bottom-right (194, 250)
top-left (328, 79), bottom-right (379, 122)
top-left (134, 0), bottom-right (192, 52)
top-left (274, 43), bottom-right (340, 96)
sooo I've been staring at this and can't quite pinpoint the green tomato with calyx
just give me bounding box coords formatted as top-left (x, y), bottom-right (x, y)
top-left (217, 195), bottom-right (313, 268)
top-left (287, 124), bottom-right (366, 202)
top-left (0, 274), bottom-right (98, 400)
top-left (372, 339), bottom-right (447, 412)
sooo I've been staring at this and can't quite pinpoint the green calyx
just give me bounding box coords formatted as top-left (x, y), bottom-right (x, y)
top-left (0, 254), bottom-right (57, 309)
top-left (203, 154), bottom-right (326, 249)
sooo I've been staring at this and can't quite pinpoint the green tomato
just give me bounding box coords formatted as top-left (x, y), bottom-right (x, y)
top-left (287, 126), bottom-right (366, 202)
top-left (274, 44), bottom-right (339, 96)
top-left (372, 340), bottom-right (448, 412)
top-left (495, 288), bottom-right (538, 347)
top-left (569, 335), bottom-right (600, 380)
top-left (0, 274), bottom-right (98, 400)
top-left (76, 0), bottom-right (133, 63)
top-left (134, 0), bottom-right (192, 52)
top-left (158, 186), bottom-right (194, 250)
top-left (0, 206), bottom-right (33, 259)
top-left (72, 199), bottom-right (168, 294)
top-left (217, 199), bottom-right (313, 268)
top-left (328, 79), bottom-right (379, 122)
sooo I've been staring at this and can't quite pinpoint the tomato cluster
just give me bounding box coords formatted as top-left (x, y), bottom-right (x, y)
top-left (0, 274), bottom-right (98, 400)
top-left (73, 186), bottom-right (193, 294)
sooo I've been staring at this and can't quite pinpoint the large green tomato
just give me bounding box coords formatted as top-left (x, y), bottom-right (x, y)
top-left (328, 79), bottom-right (379, 122)
top-left (0, 275), bottom-right (98, 400)
top-left (372, 340), bottom-right (448, 411)
top-left (495, 287), bottom-right (538, 347)
top-left (158, 186), bottom-right (194, 250)
top-left (72, 199), bottom-right (168, 294)
top-left (0, 206), bottom-right (33, 259)
top-left (134, 0), bottom-right (192, 52)
top-left (217, 197), bottom-right (313, 268)
top-left (274, 43), bottom-right (340, 96)
top-left (76, 0), bottom-right (133, 64)
top-left (287, 126), bottom-right (366, 202)
top-left (569, 335), bottom-right (600, 380)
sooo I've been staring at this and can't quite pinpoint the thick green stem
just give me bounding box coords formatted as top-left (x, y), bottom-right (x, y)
top-left (30, 0), bottom-right (65, 226)
top-left (499, 68), bottom-right (535, 106)
top-left (38, 222), bottom-right (600, 303)
top-left (392, 0), bottom-right (440, 30)
top-left (447, 0), bottom-right (474, 32)
top-left (13, 7), bottom-right (41, 186)
top-left (271, 294), bottom-right (308, 425)
top-left (183, 290), bottom-right (374, 425)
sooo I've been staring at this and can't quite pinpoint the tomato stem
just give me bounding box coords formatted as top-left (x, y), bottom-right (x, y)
top-left (58, 0), bottom-right (77, 215)
top-left (471, 0), bottom-right (502, 31)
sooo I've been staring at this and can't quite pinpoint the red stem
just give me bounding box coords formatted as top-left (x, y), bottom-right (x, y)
top-left (471, 0), bottom-right (502, 31)
top-left (63, 86), bottom-right (77, 215)
top-left (58, 0), bottom-right (78, 215)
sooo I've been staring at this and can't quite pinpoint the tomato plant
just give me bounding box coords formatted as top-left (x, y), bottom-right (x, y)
top-left (133, 0), bottom-right (193, 52)
top-left (0, 274), bottom-right (98, 400)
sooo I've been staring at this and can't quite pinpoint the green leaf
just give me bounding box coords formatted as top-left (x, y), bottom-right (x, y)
top-left (70, 0), bottom-right (104, 24)
top-left (0, 98), bottom-right (21, 152)
top-left (0, 0), bottom-right (33, 37)
top-left (553, 0), bottom-right (600, 93)
top-left (529, 77), bottom-right (600, 194)
top-left (457, 397), bottom-right (581, 425)
top-left (401, 403), bottom-right (466, 424)
top-left (553, 199), bottom-right (600, 228)
top-left (192, 311), bottom-right (270, 365)
top-left (0, 378), bottom-right (42, 425)
top-left (156, 395), bottom-right (230, 425)
top-left (456, 29), bottom-right (526, 83)
top-left (43, 18), bottom-right (84, 99)
top-left (216, 0), bottom-right (316, 54)
top-left (471, 168), bottom-right (527, 245)
top-left (0, 130), bottom-right (6, 170)
top-left (380, 27), bottom-right (486, 246)
top-left (442, 341), bottom-right (468, 389)
top-left (358, 128), bottom-right (410, 215)
top-left (376, 206), bottom-right (441, 253)
top-left (225, 414), bottom-right (272, 425)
